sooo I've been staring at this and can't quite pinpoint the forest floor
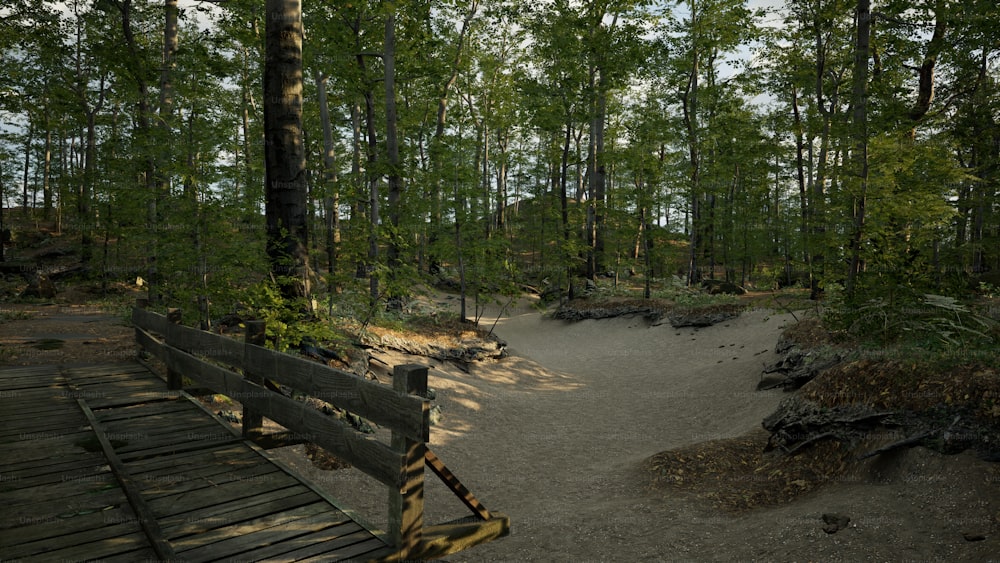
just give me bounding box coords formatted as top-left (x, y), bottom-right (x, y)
top-left (3, 286), bottom-right (999, 562)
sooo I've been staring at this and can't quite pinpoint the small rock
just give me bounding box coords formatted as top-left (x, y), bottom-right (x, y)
top-left (217, 410), bottom-right (241, 423)
top-left (429, 405), bottom-right (443, 425)
top-left (962, 532), bottom-right (986, 542)
top-left (822, 513), bottom-right (850, 534)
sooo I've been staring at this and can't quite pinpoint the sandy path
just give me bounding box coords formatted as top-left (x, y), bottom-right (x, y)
top-left (426, 302), bottom-right (794, 561)
top-left (405, 301), bottom-right (997, 562)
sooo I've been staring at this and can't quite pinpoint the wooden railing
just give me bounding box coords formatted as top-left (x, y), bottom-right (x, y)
top-left (132, 299), bottom-right (509, 560)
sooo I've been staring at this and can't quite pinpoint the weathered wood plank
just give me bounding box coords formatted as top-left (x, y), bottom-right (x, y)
top-left (0, 448), bottom-right (102, 476)
top-left (297, 536), bottom-right (396, 562)
top-left (0, 460), bottom-right (107, 489)
top-left (234, 522), bottom-right (370, 561)
top-left (132, 450), bottom-right (260, 485)
top-left (116, 434), bottom-right (243, 463)
top-left (123, 442), bottom-right (250, 473)
top-left (425, 448), bottom-right (492, 521)
top-left (95, 398), bottom-right (192, 422)
top-left (142, 330), bottom-right (407, 488)
top-left (0, 505), bottom-right (137, 548)
top-left (75, 398), bottom-right (177, 561)
top-left (139, 464), bottom-right (284, 500)
top-left (2, 471), bottom-right (117, 507)
top-left (388, 365), bottom-right (427, 556)
top-left (134, 307), bottom-right (430, 441)
top-left (145, 473), bottom-right (302, 517)
top-left (12, 531), bottom-right (150, 561)
top-left (161, 488), bottom-right (319, 540)
top-left (244, 343), bottom-right (430, 442)
top-left (2, 487), bottom-right (132, 533)
top-left (177, 508), bottom-right (360, 561)
top-left (171, 501), bottom-right (328, 554)
top-left (0, 521), bottom-right (142, 559)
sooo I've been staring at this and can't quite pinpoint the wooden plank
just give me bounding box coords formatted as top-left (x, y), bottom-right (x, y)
top-left (130, 449), bottom-right (265, 486)
top-left (244, 343), bottom-right (430, 441)
top-left (116, 434), bottom-right (243, 463)
top-left (253, 522), bottom-right (385, 561)
top-left (233, 522), bottom-right (371, 561)
top-left (171, 501), bottom-right (328, 554)
top-left (1, 521), bottom-right (142, 559)
top-left (158, 485), bottom-right (315, 537)
top-left (298, 536), bottom-right (396, 562)
top-left (134, 308), bottom-right (430, 441)
top-left (1, 459), bottom-right (107, 489)
top-left (2, 472), bottom-right (117, 507)
top-left (388, 365), bottom-right (427, 556)
top-left (405, 514), bottom-right (512, 561)
top-left (12, 531), bottom-right (150, 561)
top-left (3, 487), bottom-right (132, 532)
top-left (2, 430), bottom-right (97, 465)
top-left (177, 506), bottom-right (360, 561)
top-left (138, 464), bottom-right (284, 500)
top-left (75, 398), bottom-right (177, 561)
top-left (0, 505), bottom-right (137, 548)
top-left (146, 472), bottom-right (302, 517)
top-left (123, 442), bottom-right (250, 473)
top-left (95, 398), bottom-right (192, 422)
top-left (242, 320), bottom-right (266, 438)
top-left (425, 448), bottom-right (492, 520)
top-left (132, 450), bottom-right (260, 483)
top-left (143, 332), bottom-right (406, 488)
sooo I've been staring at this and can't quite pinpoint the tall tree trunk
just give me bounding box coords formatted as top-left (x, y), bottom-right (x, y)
top-left (428, 0), bottom-right (479, 274)
top-left (683, 0), bottom-right (701, 286)
top-left (316, 74), bottom-right (340, 279)
top-left (264, 0), bottom-right (311, 299)
top-left (351, 100), bottom-right (367, 280)
top-left (43, 114), bottom-right (52, 219)
top-left (845, 0), bottom-right (871, 295)
top-left (22, 122), bottom-right (32, 217)
top-left (908, 0), bottom-right (947, 125)
top-left (384, 11), bottom-right (403, 308)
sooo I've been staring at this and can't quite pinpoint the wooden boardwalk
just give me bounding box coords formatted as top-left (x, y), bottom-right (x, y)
top-left (0, 362), bottom-right (396, 562)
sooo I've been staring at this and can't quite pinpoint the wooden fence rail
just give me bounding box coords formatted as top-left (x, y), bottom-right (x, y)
top-left (131, 299), bottom-right (508, 560)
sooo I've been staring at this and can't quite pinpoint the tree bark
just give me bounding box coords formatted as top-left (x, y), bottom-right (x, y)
top-left (384, 11), bottom-right (404, 308)
top-left (683, 0), bottom-right (701, 286)
top-left (264, 0), bottom-right (311, 299)
top-left (316, 74), bottom-right (340, 279)
top-left (845, 0), bottom-right (871, 296)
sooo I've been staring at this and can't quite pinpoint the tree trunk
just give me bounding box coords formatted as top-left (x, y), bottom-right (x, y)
top-left (43, 114), bottom-right (52, 219)
top-left (683, 0), bottom-right (701, 286)
top-left (908, 0), bottom-right (947, 124)
top-left (384, 11), bottom-right (403, 309)
top-left (845, 0), bottom-right (871, 295)
top-left (264, 0), bottom-right (311, 299)
top-left (22, 121), bottom-right (32, 217)
top-left (316, 74), bottom-right (340, 279)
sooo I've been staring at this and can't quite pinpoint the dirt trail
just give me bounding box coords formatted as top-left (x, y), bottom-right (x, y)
top-left (416, 300), bottom-right (998, 562)
top-left (428, 302), bottom-right (792, 561)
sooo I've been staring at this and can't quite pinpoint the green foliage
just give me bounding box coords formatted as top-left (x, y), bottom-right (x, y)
top-left (823, 282), bottom-right (999, 350)
top-left (239, 280), bottom-right (348, 353)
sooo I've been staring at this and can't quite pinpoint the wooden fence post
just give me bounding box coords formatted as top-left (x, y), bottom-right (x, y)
top-left (134, 297), bottom-right (149, 361)
top-left (198, 295), bottom-right (211, 331)
top-left (165, 308), bottom-right (183, 390)
top-left (388, 364), bottom-right (427, 557)
top-left (242, 320), bottom-right (266, 439)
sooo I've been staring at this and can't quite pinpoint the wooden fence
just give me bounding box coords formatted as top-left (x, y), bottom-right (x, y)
top-left (132, 299), bottom-right (509, 560)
